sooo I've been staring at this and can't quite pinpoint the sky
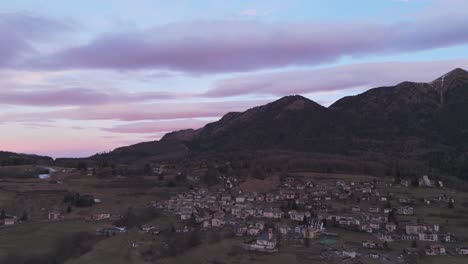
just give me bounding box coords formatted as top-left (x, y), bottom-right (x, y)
top-left (1, 0), bottom-right (468, 158)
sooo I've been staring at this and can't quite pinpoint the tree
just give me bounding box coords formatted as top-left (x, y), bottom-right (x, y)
top-left (0, 209), bottom-right (6, 219)
top-left (187, 230), bottom-right (201, 248)
top-left (76, 162), bottom-right (87, 171)
top-left (189, 212), bottom-right (197, 226)
top-left (291, 201), bottom-right (298, 210)
top-left (448, 198), bottom-right (455, 209)
top-left (20, 210), bottom-right (28, 221)
top-left (383, 241), bottom-right (389, 250)
top-left (143, 164), bottom-right (152, 176)
top-left (304, 237), bottom-right (310, 248)
top-left (203, 167), bottom-right (219, 186)
top-left (175, 172), bottom-right (187, 183)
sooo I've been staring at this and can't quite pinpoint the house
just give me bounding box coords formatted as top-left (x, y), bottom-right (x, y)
top-left (377, 233), bottom-right (395, 242)
top-left (263, 208), bottom-right (282, 219)
top-left (235, 196), bottom-right (246, 203)
top-left (276, 224), bottom-right (291, 235)
top-left (401, 180), bottom-right (410, 187)
top-left (441, 233), bottom-right (457, 243)
top-left (397, 206), bottom-right (414, 215)
top-left (342, 251), bottom-right (357, 258)
top-left (406, 224), bottom-right (427, 235)
top-left (265, 194), bottom-right (275, 203)
top-left (288, 210), bottom-right (310, 221)
top-left (425, 244), bottom-right (446, 255)
top-left (4, 218), bottom-right (15, 225)
top-left (303, 226), bottom-right (320, 239)
top-left (419, 232), bottom-right (438, 242)
top-left (419, 175), bottom-right (433, 187)
top-left (93, 213), bottom-right (110, 221)
top-left (399, 197), bottom-right (414, 204)
top-left (48, 211), bottom-right (61, 221)
top-left (362, 241), bottom-right (379, 249)
top-left (236, 225), bottom-right (248, 236)
top-left (256, 194), bottom-right (265, 202)
top-left (369, 222), bottom-right (380, 230)
top-left (456, 248), bottom-right (468, 255)
top-left (247, 226), bottom-right (261, 236)
top-left (369, 207), bottom-right (380, 213)
top-left (385, 223), bottom-right (397, 233)
top-left (244, 228), bottom-right (277, 252)
top-left (211, 218), bottom-right (225, 227)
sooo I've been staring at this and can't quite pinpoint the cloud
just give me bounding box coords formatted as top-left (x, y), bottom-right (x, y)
top-left (0, 99), bottom-right (268, 123)
top-left (0, 12), bottom-right (73, 67)
top-left (24, 13), bottom-right (468, 73)
top-left (0, 87), bottom-right (178, 106)
top-left (204, 59), bottom-right (468, 98)
top-left (240, 9), bottom-right (257, 17)
top-left (101, 119), bottom-right (210, 134)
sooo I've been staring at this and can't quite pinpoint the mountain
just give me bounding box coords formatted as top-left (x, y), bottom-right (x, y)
top-left (331, 68), bottom-right (468, 145)
top-left (87, 68), bottom-right (468, 180)
top-left (0, 151), bottom-right (53, 166)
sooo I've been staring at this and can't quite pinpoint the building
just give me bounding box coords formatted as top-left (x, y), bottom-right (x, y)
top-left (93, 213), bottom-right (111, 221)
top-left (303, 226), bottom-right (321, 239)
top-left (385, 223), bottom-right (397, 232)
top-left (48, 211), bottom-right (61, 221)
top-left (425, 244), bottom-right (446, 255)
top-left (397, 206), bottom-right (414, 215)
top-left (419, 175), bottom-right (433, 187)
top-left (419, 232), bottom-right (438, 242)
top-left (4, 218), bottom-right (15, 225)
top-left (244, 228), bottom-right (278, 252)
top-left (406, 224), bottom-right (427, 235)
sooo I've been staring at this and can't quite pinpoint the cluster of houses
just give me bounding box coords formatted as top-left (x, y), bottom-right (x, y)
top-left (153, 174), bottom-right (467, 258)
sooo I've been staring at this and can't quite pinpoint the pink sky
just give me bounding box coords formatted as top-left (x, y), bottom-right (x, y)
top-left (1, 0), bottom-right (468, 157)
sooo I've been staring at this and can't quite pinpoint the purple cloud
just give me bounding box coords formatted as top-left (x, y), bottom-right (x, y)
top-left (0, 88), bottom-right (177, 106)
top-left (0, 99), bottom-right (268, 123)
top-left (101, 119), bottom-right (209, 134)
top-left (205, 59), bottom-right (468, 98)
top-left (0, 12), bottom-right (72, 67)
top-left (27, 14), bottom-right (468, 73)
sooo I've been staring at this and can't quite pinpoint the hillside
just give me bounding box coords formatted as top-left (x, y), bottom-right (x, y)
top-left (81, 68), bottom-right (468, 180)
top-left (0, 151), bottom-right (53, 166)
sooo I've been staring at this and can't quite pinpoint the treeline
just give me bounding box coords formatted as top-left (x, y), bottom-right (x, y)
top-left (0, 166), bottom-right (50, 179)
top-left (63, 192), bottom-right (95, 207)
top-left (113, 207), bottom-right (160, 228)
top-left (0, 153), bottom-right (52, 167)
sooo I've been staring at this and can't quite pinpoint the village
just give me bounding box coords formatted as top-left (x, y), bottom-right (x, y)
top-left (152, 172), bottom-right (468, 262)
top-left (1, 164), bottom-right (468, 264)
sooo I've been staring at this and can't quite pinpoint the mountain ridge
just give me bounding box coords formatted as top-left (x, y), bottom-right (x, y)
top-left (56, 68), bottom-right (468, 180)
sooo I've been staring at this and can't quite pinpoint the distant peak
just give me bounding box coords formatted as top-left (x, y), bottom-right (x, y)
top-left (449, 68), bottom-right (468, 75)
top-left (271, 95), bottom-right (323, 109)
top-left (430, 68), bottom-right (468, 92)
top-left (433, 68), bottom-right (468, 82)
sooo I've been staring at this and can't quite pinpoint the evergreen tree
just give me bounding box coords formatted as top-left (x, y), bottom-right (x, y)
top-left (448, 198), bottom-right (455, 209)
top-left (20, 210), bottom-right (28, 221)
